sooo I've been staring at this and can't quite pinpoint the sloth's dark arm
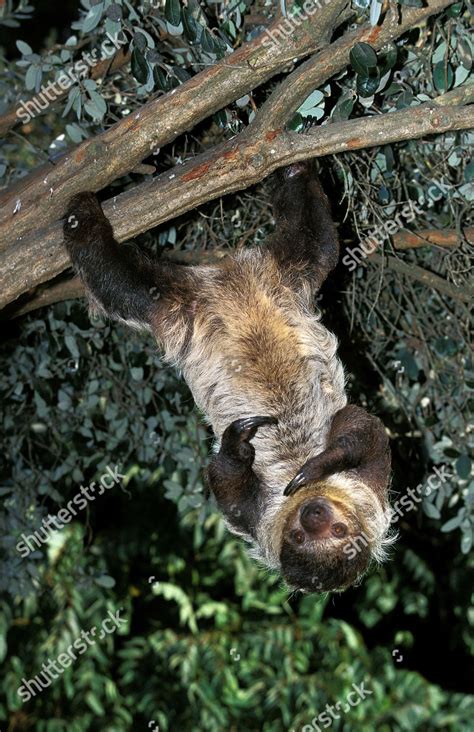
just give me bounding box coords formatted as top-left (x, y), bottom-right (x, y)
top-left (207, 417), bottom-right (277, 536)
top-left (285, 405), bottom-right (391, 498)
top-left (63, 192), bottom-right (194, 328)
top-left (269, 162), bottom-right (339, 292)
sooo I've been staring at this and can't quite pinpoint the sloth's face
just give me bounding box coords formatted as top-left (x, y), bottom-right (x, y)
top-left (278, 488), bottom-right (375, 593)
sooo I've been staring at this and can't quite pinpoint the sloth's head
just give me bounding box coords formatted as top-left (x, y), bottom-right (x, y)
top-left (264, 478), bottom-right (392, 594)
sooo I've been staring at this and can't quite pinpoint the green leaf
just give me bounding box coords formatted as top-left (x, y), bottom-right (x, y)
top-left (81, 3), bottom-right (104, 34)
top-left (63, 86), bottom-right (80, 118)
top-left (131, 48), bottom-right (149, 84)
top-left (66, 124), bottom-right (84, 143)
top-left (465, 161), bottom-right (474, 183)
top-left (350, 42), bottom-right (378, 75)
top-left (182, 8), bottom-right (200, 42)
top-left (85, 691), bottom-right (105, 716)
top-left (461, 529), bottom-right (473, 554)
top-left (332, 95), bottom-right (354, 122)
top-left (34, 391), bottom-right (49, 417)
top-left (423, 502), bottom-right (441, 520)
top-left (65, 334), bottom-right (79, 359)
top-left (446, 2), bottom-right (463, 17)
top-left (433, 61), bottom-right (454, 93)
top-left (165, 0), bottom-right (181, 27)
top-left (287, 112), bottom-right (303, 131)
top-left (173, 66), bottom-right (191, 83)
top-left (456, 455), bottom-right (472, 480)
top-left (357, 69), bottom-right (380, 97)
top-left (25, 64), bottom-right (39, 91)
top-left (201, 28), bottom-right (217, 54)
top-left (433, 337), bottom-right (458, 357)
top-left (134, 31), bottom-right (147, 52)
top-left (85, 90), bottom-right (107, 120)
top-left (106, 3), bottom-right (122, 21)
top-left (95, 575), bottom-right (116, 588)
top-left (380, 45), bottom-right (398, 74)
top-left (441, 515), bottom-right (463, 533)
top-left (457, 38), bottom-right (473, 70)
top-left (131, 367), bottom-right (144, 381)
top-left (395, 89), bottom-right (414, 109)
top-left (16, 39), bottom-right (33, 55)
top-left (298, 90), bottom-right (324, 113)
top-left (153, 66), bottom-right (169, 91)
top-left (369, 0), bottom-right (382, 26)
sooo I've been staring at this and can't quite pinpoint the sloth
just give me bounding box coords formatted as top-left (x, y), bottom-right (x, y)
top-left (63, 161), bottom-right (393, 594)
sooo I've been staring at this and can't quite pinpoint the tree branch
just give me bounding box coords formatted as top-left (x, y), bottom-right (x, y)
top-left (1, 90), bottom-right (472, 311)
top-left (8, 276), bottom-right (85, 318)
top-left (0, 0), bottom-right (348, 247)
top-left (393, 227), bottom-right (474, 250)
top-left (369, 253), bottom-right (474, 304)
top-left (244, 0), bottom-right (456, 136)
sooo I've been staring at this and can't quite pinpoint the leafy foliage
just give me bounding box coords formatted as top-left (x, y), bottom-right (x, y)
top-left (0, 289), bottom-right (473, 729)
top-left (0, 0), bottom-right (473, 730)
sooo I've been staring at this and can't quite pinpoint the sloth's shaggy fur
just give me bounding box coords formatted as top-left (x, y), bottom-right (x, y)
top-left (64, 162), bottom-right (393, 593)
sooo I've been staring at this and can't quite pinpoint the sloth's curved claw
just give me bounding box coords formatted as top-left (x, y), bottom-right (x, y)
top-left (223, 416), bottom-right (277, 445)
top-left (236, 415), bottom-right (278, 439)
top-left (284, 471), bottom-right (307, 497)
top-left (221, 416), bottom-right (277, 464)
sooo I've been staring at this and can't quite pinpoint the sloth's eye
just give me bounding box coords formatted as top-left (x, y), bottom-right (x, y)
top-left (290, 529), bottom-right (305, 545)
top-left (332, 522), bottom-right (348, 538)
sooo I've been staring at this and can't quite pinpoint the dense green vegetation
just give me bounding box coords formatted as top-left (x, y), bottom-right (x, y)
top-left (1, 297), bottom-right (473, 730)
top-left (0, 0), bottom-right (472, 730)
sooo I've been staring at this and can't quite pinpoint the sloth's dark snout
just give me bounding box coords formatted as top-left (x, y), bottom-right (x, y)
top-left (300, 498), bottom-right (332, 533)
top-left (298, 498), bottom-right (349, 540)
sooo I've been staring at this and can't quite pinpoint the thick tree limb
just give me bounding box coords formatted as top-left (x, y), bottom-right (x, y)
top-left (1, 91), bottom-right (472, 311)
top-left (0, 0), bottom-right (348, 247)
top-left (0, 0), bottom-right (456, 249)
top-left (9, 276), bottom-right (84, 318)
top-left (245, 0), bottom-right (455, 136)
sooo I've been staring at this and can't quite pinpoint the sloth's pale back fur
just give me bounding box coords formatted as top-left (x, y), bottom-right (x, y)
top-left (151, 247), bottom-right (391, 572)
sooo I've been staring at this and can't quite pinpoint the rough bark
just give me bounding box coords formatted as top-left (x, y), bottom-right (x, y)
top-left (0, 0), bottom-right (348, 246)
top-left (1, 0), bottom-right (471, 314)
top-left (393, 227), bottom-right (474, 250)
top-left (1, 92), bottom-right (472, 312)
